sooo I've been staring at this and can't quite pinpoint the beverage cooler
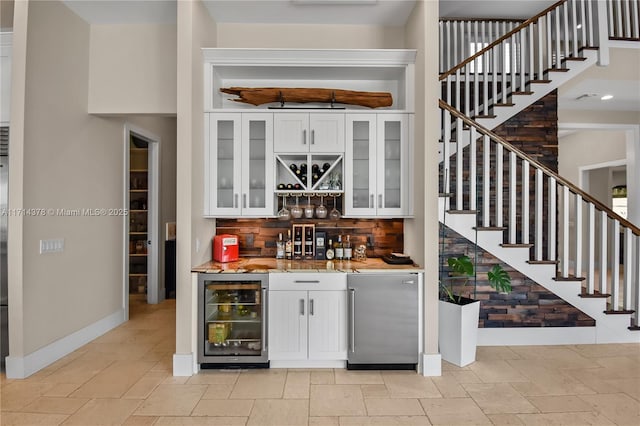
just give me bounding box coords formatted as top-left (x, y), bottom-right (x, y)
top-left (198, 273), bottom-right (269, 368)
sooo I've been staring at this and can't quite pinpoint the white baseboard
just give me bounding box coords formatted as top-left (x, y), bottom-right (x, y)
top-left (477, 327), bottom-right (597, 346)
top-left (173, 353), bottom-right (195, 376)
top-left (5, 309), bottom-right (125, 379)
top-left (421, 353), bottom-right (442, 377)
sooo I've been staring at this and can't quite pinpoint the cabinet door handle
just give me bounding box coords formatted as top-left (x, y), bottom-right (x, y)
top-left (349, 289), bottom-right (356, 352)
top-left (300, 299), bottom-right (305, 315)
top-left (234, 193), bottom-right (239, 208)
top-left (243, 194), bottom-right (247, 208)
top-left (378, 194), bottom-right (382, 208)
top-left (370, 194), bottom-right (374, 208)
top-left (262, 287), bottom-right (268, 351)
top-left (311, 129), bottom-right (315, 145)
top-left (294, 280), bottom-right (320, 284)
top-left (303, 129), bottom-right (307, 145)
top-left (310, 299), bottom-right (314, 315)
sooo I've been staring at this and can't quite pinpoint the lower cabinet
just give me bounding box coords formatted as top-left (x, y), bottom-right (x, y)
top-left (268, 274), bottom-right (347, 367)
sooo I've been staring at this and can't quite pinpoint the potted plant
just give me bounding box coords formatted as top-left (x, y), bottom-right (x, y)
top-left (438, 255), bottom-right (511, 367)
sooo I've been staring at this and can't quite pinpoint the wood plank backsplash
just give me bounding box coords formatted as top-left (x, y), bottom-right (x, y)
top-left (216, 218), bottom-right (404, 258)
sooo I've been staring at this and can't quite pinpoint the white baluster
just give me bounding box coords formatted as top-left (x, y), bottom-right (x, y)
top-left (632, 0), bottom-right (639, 38)
top-left (455, 69), bottom-right (461, 113)
top-left (446, 20), bottom-right (451, 70)
top-left (443, 109), bottom-right (451, 195)
top-left (535, 168), bottom-right (543, 260)
top-left (523, 160), bottom-right (530, 245)
top-left (482, 20), bottom-right (488, 116)
top-left (587, 203), bottom-right (595, 293)
top-left (509, 151), bottom-right (517, 244)
top-left (493, 22), bottom-right (498, 103)
top-left (624, 227), bottom-right (633, 310)
top-left (623, 0), bottom-right (632, 38)
top-left (470, 127), bottom-right (477, 211)
top-left (502, 40), bottom-right (508, 103)
top-left (572, 0), bottom-right (579, 57)
top-left (439, 21), bottom-right (444, 74)
top-left (575, 194), bottom-right (583, 278)
top-left (600, 210), bottom-right (608, 295)
top-left (608, 0), bottom-right (615, 37)
top-left (562, 1), bottom-right (570, 59)
top-left (611, 219), bottom-right (620, 310)
top-left (555, 8), bottom-right (561, 67)
top-left (546, 13), bottom-right (553, 70)
top-left (580, 0), bottom-right (587, 47)
top-left (616, 0), bottom-right (624, 38)
top-left (561, 185), bottom-right (569, 278)
top-left (520, 28), bottom-right (526, 91)
top-left (465, 62), bottom-right (470, 117)
top-left (497, 144), bottom-right (504, 228)
top-left (472, 20), bottom-right (478, 117)
top-left (539, 16), bottom-right (545, 78)
top-left (453, 20), bottom-right (458, 67)
top-left (456, 119), bottom-right (463, 210)
top-left (483, 136), bottom-right (490, 227)
top-left (529, 24), bottom-right (535, 83)
top-left (548, 177), bottom-right (557, 261)
top-left (588, 0), bottom-right (594, 45)
top-left (510, 33), bottom-right (517, 91)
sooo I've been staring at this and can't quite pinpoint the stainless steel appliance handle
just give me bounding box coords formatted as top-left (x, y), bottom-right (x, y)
top-left (349, 288), bottom-right (355, 352)
top-left (300, 298), bottom-right (305, 315)
top-left (294, 280), bottom-right (320, 284)
top-left (234, 193), bottom-right (238, 208)
top-left (311, 129), bottom-right (315, 145)
top-left (378, 194), bottom-right (382, 208)
top-left (303, 129), bottom-right (307, 145)
top-left (262, 287), bottom-right (268, 351)
top-left (310, 298), bottom-right (314, 315)
top-left (403, 280), bottom-right (416, 285)
top-left (370, 194), bottom-right (374, 208)
top-left (243, 194), bottom-right (247, 208)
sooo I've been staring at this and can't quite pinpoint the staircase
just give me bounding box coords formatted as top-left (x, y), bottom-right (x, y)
top-left (439, 0), bottom-right (640, 343)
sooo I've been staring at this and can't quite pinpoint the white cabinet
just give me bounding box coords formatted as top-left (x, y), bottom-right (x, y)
top-left (205, 112), bottom-right (274, 217)
top-left (269, 273), bottom-right (347, 366)
top-left (345, 113), bottom-right (412, 217)
top-left (274, 113), bottom-right (345, 153)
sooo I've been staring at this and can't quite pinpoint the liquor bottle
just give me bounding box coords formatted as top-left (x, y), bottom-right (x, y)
top-left (276, 233), bottom-right (285, 259)
top-left (289, 163), bottom-right (298, 172)
top-left (285, 230), bottom-right (293, 260)
top-left (325, 239), bottom-right (335, 260)
top-left (293, 227), bottom-right (303, 259)
top-left (334, 235), bottom-right (344, 260)
top-left (304, 226), bottom-right (314, 258)
top-left (344, 235), bottom-right (352, 261)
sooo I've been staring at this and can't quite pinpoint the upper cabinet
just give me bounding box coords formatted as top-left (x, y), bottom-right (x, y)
top-left (205, 112), bottom-right (274, 217)
top-left (274, 113), bottom-right (345, 153)
top-left (344, 114), bottom-right (412, 217)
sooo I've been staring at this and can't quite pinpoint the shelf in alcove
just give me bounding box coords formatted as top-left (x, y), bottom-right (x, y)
top-left (130, 232), bottom-right (148, 235)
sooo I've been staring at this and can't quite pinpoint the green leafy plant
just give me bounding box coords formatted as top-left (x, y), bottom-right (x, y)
top-left (439, 255), bottom-right (512, 304)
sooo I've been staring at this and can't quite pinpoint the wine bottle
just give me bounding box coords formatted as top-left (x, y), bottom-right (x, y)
top-left (276, 233), bottom-right (285, 259)
top-left (344, 235), bottom-right (352, 260)
top-left (293, 227), bottom-right (303, 259)
top-left (285, 230), bottom-right (293, 260)
top-left (325, 239), bottom-right (335, 260)
top-left (335, 235), bottom-right (344, 260)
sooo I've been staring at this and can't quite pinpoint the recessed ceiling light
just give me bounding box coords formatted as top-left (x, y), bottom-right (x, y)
top-left (601, 94), bottom-right (614, 100)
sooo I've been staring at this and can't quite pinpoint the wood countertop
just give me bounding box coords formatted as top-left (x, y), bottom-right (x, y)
top-left (192, 257), bottom-right (423, 274)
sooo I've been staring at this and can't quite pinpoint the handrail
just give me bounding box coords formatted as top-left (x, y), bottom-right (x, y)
top-left (440, 17), bottom-right (526, 23)
top-left (440, 0), bottom-right (569, 80)
top-left (440, 99), bottom-right (640, 236)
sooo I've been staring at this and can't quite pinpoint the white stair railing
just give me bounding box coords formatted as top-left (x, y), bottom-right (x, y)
top-left (607, 0), bottom-right (640, 39)
top-left (440, 100), bottom-right (640, 327)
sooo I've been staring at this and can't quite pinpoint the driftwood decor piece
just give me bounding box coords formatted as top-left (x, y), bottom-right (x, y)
top-left (220, 87), bottom-right (393, 108)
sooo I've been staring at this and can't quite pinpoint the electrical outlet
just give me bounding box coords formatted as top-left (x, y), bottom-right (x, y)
top-left (196, 238), bottom-right (200, 253)
top-left (40, 238), bottom-right (64, 254)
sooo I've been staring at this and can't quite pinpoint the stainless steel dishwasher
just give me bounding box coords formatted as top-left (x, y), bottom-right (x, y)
top-left (347, 273), bottom-right (419, 370)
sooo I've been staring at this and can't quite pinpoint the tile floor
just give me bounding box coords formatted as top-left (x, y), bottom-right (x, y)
top-left (2, 296), bottom-right (640, 425)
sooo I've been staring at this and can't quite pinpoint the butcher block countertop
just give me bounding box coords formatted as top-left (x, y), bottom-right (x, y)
top-left (192, 257), bottom-right (423, 274)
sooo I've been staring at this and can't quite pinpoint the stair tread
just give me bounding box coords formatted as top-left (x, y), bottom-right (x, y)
top-left (604, 309), bottom-right (635, 315)
top-left (546, 67), bottom-right (571, 72)
top-left (527, 260), bottom-right (559, 265)
top-left (563, 57), bottom-right (588, 62)
top-left (494, 103), bottom-right (515, 107)
top-left (579, 46), bottom-right (599, 51)
top-left (628, 326), bottom-right (640, 331)
top-left (500, 243), bottom-right (533, 248)
top-left (553, 275), bottom-right (586, 282)
top-left (530, 79), bottom-right (552, 84)
top-left (473, 115), bottom-right (497, 119)
top-left (513, 91), bottom-right (534, 95)
top-left (579, 291), bottom-right (611, 298)
top-left (446, 209), bottom-right (478, 214)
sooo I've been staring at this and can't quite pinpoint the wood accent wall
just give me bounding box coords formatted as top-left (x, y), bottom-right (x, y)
top-left (216, 218), bottom-right (404, 258)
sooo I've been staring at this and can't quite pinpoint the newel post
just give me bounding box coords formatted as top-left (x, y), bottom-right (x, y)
top-left (596, 0), bottom-right (610, 66)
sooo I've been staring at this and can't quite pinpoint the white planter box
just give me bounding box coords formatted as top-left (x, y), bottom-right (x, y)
top-left (438, 299), bottom-right (480, 367)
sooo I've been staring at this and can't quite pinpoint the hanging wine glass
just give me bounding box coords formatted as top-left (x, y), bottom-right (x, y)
top-left (291, 195), bottom-right (303, 219)
top-left (315, 195), bottom-right (328, 219)
top-left (277, 195), bottom-right (291, 221)
top-left (329, 194), bottom-right (341, 220)
top-left (304, 195), bottom-right (314, 219)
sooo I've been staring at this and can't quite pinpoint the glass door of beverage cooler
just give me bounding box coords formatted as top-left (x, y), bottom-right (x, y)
top-left (198, 274), bottom-right (269, 366)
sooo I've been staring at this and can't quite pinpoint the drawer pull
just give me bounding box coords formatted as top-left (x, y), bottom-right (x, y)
top-left (294, 280), bottom-right (320, 284)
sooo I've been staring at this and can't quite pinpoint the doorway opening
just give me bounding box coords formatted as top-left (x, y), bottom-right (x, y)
top-left (125, 124), bottom-right (161, 319)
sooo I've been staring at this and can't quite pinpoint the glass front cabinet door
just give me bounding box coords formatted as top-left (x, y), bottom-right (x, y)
top-left (345, 113), bottom-right (411, 217)
top-left (205, 113), bottom-right (273, 217)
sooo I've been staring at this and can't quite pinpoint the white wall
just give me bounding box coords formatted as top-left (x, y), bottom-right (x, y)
top-left (88, 23), bottom-right (177, 115)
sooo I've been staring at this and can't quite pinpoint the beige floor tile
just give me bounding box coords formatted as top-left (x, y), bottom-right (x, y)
top-left (154, 417), bottom-right (248, 425)
top-left (365, 398), bottom-right (424, 416)
top-left (463, 383), bottom-right (538, 414)
top-left (41, 383), bottom-right (82, 398)
top-left (310, 384), bottom-right (366, 417)
top-left (39, 358), bottom-right (112, 385)
top-left (604, 378), bottom-right (640, 402)
top-left (201, 383), bottom-right (234, 399)
top-left (515, 412), bottom-right (615, 425)
top-left (486, 413), bottom-right (525, 425)
top-left (381, 373), bottom-right (441, 399)
top-left (339, 416), bottom-right (431, 425)
top-left (419, 397), bottom-right (491, 425)
top-left (311, 371), bottom-right (335, 385)
top-left (162, 375), bottom-right (190, 384)
top-left (468, 360), bottom-right (529, 383)
top-left (571, 343), bottom-right (640, 358)
top-left (431, 376), bottom-right (468, 398)
top-left (476, 346), bottom-right (522, 361)
top-left (70, 360), bottom-right (156, 398)
top-left (18, 397), bottom-right (89, 415)
top-left (133, 384), bottom-right (207, 416)
top-left (507, 362), bottom-right (596, 396)
top-left (230, 370), bottom-right (286, 399)
top-left (61, 398), bottom-right (141, 425)
top-left (335, 370), bottom-right (384, 385)
top-left (191, 398), bottom-right (254, 416)
top-left (122, 372), bottom-right (168, 399)
top-left (284, 371), bottom-right (311, 399)
top-left (247, 399), bottom-right (309, 426)
top-left (361, 384), bottom-right (390, 398)
top-left (187, 371), bottom-right (240, 385)
top-left (593, 356), bottom-right (640, 378)
top-left (122, 415), bottom-right (158, 425)
top-left (0, 412), bottom-right (69, 425)
top-left (445, 370), bottom-right (483, 384)
top-left (526, 395), bottom-right (594, 413)
top-left (578, 393), bottom-right (640, 425)
top-left (562, 368), bottom-right (625, 394)
top-left (309, 416), bottom-right (339, 426)
top-left (1, 381), bottom-right (58, 411)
